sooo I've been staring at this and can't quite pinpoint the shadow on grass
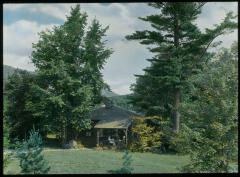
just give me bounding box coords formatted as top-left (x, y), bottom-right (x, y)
top-left (108, 168), bottom-right (132, 174)
top-left (43, 137), bottom-right (62, 149)
top-left (108, 169), bottom-right (120, 174)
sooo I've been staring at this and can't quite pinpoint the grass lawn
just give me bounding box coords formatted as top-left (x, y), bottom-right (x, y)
top-left (4, 149), bottom-right (190, 174)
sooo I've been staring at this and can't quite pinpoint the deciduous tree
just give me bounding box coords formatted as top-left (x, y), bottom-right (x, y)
top-left (181, 43), bottom-right (238, 172)
top-left (31, 5), bottom-right (112, 144)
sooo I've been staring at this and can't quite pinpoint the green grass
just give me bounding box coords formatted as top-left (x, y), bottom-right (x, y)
top-left (4, 149), bottom-right (190, 174)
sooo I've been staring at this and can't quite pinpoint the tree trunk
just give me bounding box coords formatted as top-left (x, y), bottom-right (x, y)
top-left (65, 126), bottom-right (68, 142)
top-left (61, 120), bottom-right (68, 146)
top-left (173, 89), bottom-right (180, 133)
top-left (96, 129), bottom-right (99, 146)
top-left (173, 8), bottom-right (180, 133)
top-left (173, 10), bottom-right (179, 48)
top-left (61, 125), bottom-right (65, 146)
top-left (75, 132), bottom-right (78, 140)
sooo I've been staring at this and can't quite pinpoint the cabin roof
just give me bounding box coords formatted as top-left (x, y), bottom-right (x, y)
top-left (90, 106), bottom-right (138, 129)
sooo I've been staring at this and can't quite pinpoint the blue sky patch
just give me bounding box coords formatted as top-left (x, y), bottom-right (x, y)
top-left (4, 8), bottom-right (64, 25)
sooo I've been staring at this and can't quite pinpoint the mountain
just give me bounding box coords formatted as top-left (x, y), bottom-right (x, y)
top-left (3, 65), bottom-right (34, 92)
top-left (3, 65), bottom-right (18, 81)
top-left (101, 88), bottom-right (119, 97)
top-left (108, 94), bottom-right (134, 111)
top-left (100, 86), bottom-right (134, 110)
top-left (4, 65), bottom-right (22, 92)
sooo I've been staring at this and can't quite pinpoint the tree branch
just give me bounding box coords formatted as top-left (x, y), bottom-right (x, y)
top-left (198, 32), bottom-right (224, 61)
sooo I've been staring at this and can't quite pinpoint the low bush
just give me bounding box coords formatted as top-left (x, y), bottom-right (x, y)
top-left (3, 152), bottom-right (11, 169)
top-left (129, 116), bottom-right (165, 153)
top-left (16, 129), bottom-right (50, 174)
top-left (76, 140), bottom-right (85, 149)
top-left (169, 124), bottom-right (193, 154)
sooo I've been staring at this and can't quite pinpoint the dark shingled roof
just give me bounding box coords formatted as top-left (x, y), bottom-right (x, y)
top-left (90, 106), bottom-right (138, 129)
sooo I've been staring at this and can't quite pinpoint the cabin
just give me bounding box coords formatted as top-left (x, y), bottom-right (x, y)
top-left (78, 100), bottom-right (138, 148)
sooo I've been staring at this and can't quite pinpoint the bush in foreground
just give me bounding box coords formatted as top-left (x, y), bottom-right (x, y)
top-left (16, 129), bottom-right (50, 174)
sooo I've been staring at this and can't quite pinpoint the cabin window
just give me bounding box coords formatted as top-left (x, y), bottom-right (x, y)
top-left (86, 132), bottom-right (91, 136)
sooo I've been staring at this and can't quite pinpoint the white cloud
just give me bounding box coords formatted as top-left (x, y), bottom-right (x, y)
top-left (3, 2), bottom-right (238, 95)
top-left (3, 4), bottom-right (28, 11)
top-left (4, 53), bottom-right (35, 71)
top-left (4, 20), bottom-right (57, 71)
top-left (102, 40), bottom-right (152, 95)
top-left (29, 3), bottom-right (75, 21)
top-left (112, 85), bottom-right (132, 95)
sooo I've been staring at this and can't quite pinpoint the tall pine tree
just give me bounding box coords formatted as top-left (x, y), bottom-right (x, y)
top-left (31, 5), bottom-right (112, 144)
top-left (126, 2), bottom-right (237, 132)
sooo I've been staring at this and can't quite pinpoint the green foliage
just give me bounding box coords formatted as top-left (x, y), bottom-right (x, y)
top-left (109, 150), bottom-right (134, 174)
top-left (180, 43), bottom-right (238, 172)
top-left (169, 124), bottom-right (194, 154)
top-left (5, 70), bottom-right (45, 141)
top-left (3, 65), bottom-right (21, 92)
top-left (119, 150), bottom-right (134, 174)
top-left (30, 5), bottom-right (112, 142)
top-left (16, 130), bottom-right (50, 174)
top-left (3, 153), bottom-right (11, 169)
top-left (108, 94), bottom-right (135, 111)
top-left (126, 2), bottom-right (237, 132)
top-left (130, 116), bottom-right (168, 152)
top-left (3, 110), bottom-right (11, 168)
top-left (3, 109), bottom-right (10, 148)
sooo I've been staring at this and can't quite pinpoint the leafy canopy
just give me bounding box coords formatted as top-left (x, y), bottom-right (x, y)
top-left (30, 4), bottom-right (112, 142)
top-left (180, 43), bottom-right (238, 172)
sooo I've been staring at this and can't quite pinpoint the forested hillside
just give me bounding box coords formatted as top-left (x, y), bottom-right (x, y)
top-left (3, 65), bottom-right (19, 92)
top-left (3, 65), bottom-right (34, 92)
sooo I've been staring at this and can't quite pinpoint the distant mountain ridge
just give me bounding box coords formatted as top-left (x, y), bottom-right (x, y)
top-left (101, 88), bottom-right (119, 97)
top-left (3, 65), bottom-right (30, 92)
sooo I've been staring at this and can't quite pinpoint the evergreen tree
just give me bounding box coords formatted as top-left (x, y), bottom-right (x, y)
top-left (180, 43), bottom-right (238, 172)
top-left (119, 150), bottom-right (134, 174)
top-left (31, 5), bottom-right (112, 143)
top-left (126, 2), bottom-right (237, 132)
top-left (5, 70), bottom-right (43, 141)
top-left (3, 111), bottom-right (11, 169)
top-left (17, 129), bottom-right (50, 174)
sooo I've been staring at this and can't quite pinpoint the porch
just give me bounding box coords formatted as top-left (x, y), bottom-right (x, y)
top-left (95, 118), bottom-right (131, 148)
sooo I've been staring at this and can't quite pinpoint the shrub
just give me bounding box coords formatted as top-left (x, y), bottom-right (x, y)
top-left (169, 124), bottom-right (193, 154)
top-left (119, 150), bottom-right (134, 173)
top-left (3, 112), bottom-right (12, 169)
top-left (3, 152), bottom-right (11, 169)
top-left (16, 129), bottom-right (50, 174)
top-left (95, 144), bottom-right (105, 151)
top-left (109, 150), bottom-right (134, 174)
top-left (76, 140), bottom-right (85, 149)
top-left (129, 116), bottom-right (162, 152)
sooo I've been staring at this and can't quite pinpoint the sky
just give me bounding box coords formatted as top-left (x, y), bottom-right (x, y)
top-left (3, 2), bottom-right (238, 95)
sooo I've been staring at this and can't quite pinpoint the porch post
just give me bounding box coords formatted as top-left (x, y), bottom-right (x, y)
top-left (115, 129), bottom-right (119, 139)
top-left (97, 129), bottom-right (99, 146)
